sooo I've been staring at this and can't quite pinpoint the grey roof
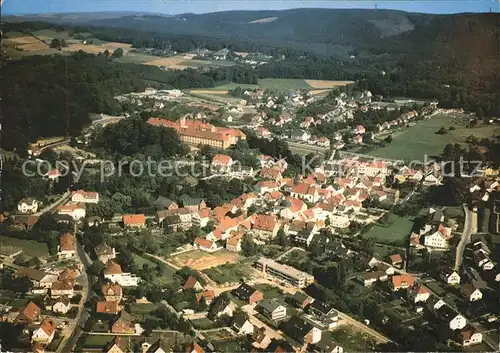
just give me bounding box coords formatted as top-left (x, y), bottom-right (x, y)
top-left (257, 299), bottom-right (282, 313)
top-left (309, 300), bottom-right (337, 316)
top-left (233, 312), bottom-right (249, 328)
top-left (154, 196), bottom-right (177, 208)
top-left (282, 316), bottom-right (313, 342)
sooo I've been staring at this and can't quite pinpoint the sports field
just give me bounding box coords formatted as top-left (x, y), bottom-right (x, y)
top-left (169, 250), bottom-right (240, 270)
top-left (371, 114), bottom-right (500, 160)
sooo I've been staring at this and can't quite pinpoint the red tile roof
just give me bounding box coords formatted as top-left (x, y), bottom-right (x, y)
top-left (59, 233), bottom-right (76, 252)
top-left (104, 261), bottom-right (122, 275)
top-left (122, 214), bottom-right (146, 226)
top-left (183, 276), bottom-right (202, 290)
top-left (19, 301), bottom-right (41, 322)
top-left (212, 154), bottom-right (232, 165)
top-left (253, 214), bottom-right (277, 232)
top-left (194, 237), bottom-right (214, 249)
top-left (96, 301), bottom-right (120, 314)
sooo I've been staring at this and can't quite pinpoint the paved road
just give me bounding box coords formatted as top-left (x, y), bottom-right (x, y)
top-left (56, 232), bottom-right (92, 353)
top-left (454, 204), bottom-right (473, 271)
top-left (35, 190), bottom-right (71, 216)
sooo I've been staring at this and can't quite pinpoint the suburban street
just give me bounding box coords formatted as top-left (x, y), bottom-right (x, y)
top-left (454, 204), bottom-right (473, 271)
top-left (56, 233), bottom-right (92, 353)
top-left (34, 190), bottom-right (71, 216)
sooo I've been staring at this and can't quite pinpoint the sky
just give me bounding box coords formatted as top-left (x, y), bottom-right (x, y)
top-left (2, 0), bottom-right (498, 15)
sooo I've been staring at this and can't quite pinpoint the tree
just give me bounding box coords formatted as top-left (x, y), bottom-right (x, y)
top-left (241, 234), bottom-right (258, 256)
top-left (435, 126), bottom-right (448, 135)
top-left (274, 229), bottom-right (289, 247)
top-left (476, 107), bottom-right (484, 120)
top-left (113, 48), bottom-right (124, 58)
top-left (104, 49), bottom-right (110, 57)
top-left (49, 38), bottom-right (62, 48)
top-left (384, 135), bottom-right (393, 143)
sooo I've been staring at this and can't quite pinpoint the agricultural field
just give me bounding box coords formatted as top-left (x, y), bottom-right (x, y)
top-left (190, 78), bottom-right (352, 95)
top-left (361, 214), bottom-right (414, 247)
top-left (305, 79), bottom-right (355, 88)
top-left (168, 250), bottom-right (240, 270)
top-left (0, 236), bottom-right (50, 258)
top-left (370, 114), bottom-right (500, 160)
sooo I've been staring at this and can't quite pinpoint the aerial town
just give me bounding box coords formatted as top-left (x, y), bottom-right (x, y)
top-left (1, 2), bottom-right (500, 353)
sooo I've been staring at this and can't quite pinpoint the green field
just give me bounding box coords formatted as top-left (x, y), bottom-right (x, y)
top-left (204, 82), bottom-right (259, 91)
top-left (0, 236), bottom-right (49, 257)
top-left (370, 114), bottom-right (500, 160)
top-left (206, 78), bottom-right (319, 92)
top-left (361, 214), bottom-right (414, 247)
top-left (203, 262), bottom-right (254, 284)
top-left (132, 253), bottom-right (178, 285)
top-left (258, 78), bottom-right (313, 90)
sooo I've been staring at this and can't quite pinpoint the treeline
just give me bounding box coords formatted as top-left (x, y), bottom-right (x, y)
top-left (1, 52), bottom-right (217, 153)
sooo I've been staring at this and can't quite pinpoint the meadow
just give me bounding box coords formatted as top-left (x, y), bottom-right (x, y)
top-left (0, 236), bottom-right (50, 257)
top-left (370, 114), bottom-right (500, 160)
top-left (361, 214), bottom-right (414, 247)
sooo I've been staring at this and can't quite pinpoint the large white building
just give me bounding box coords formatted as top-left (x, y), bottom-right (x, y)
top-left (256, 257), bottom-right (314, 288)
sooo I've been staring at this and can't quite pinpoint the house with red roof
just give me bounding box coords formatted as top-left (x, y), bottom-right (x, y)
top-left (196, 290), bottom-right (216, 305)
top-left (193, 237), bottom-right (219, 252)
top-left (15, 302), bottom-right (41, 324)
top-left (423, 224), bottom-right (452, 249)
top-left (252, 214), bottom-right (279, 240)
top-left (183, 276), bottom-right (204, 291)
top-left (408, 284), bottom-right (430, 303)
top-left (32, 319), bottom-right (55, 344)
top-left (57, 233), bottom-right (76, 260)
top-left (226, 232), bottom-right (244, 252)
top-left (391, 274), bottom-right (415, 291)
top-left (71, 190), bottom-right (99, 204)
top-left (57, 203), bottom-right (86, 221)
top-left (259, 168), bottom-right (283, 182)
top-left (353, 134), bottom-right (363, 144)
top-left (290, 183), bottom-right (320, 203)
top-left (280, 197), bottom-right (307, 220)
top-left (122, 214), bottom-right (146, 229)
top-left (212, 154), bottom-right (233, 171)
top-left (255, 180), bottom-right (280, 195)
top-left (103, 261), bottom-right (140, 287)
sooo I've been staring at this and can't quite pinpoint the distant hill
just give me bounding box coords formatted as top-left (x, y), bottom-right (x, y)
top-left (4, 8), bottom-right (431, 52)
top-left (3, 11), bottom-right (173, 23)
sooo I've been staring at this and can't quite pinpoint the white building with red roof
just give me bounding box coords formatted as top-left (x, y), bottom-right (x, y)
top-left (71, 190), bottom-right (99, 203)
top-left (57, 203), bottom-right (86, 221)
top-left (193, 237), bottom-right (219, 252)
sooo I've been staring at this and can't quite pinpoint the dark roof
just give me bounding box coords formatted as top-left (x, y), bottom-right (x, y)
top-left (291, 291), bottom-right (310, 304)
top-left (147, 338), bottom-right (170, 353)
top-left (233, 312), bottom-right (249, 328)
top-left (281, 316), bottom-right (313, 342)
top-left (209, 296), bottom-right (230, 316)
top-left (232, 283), bottom-right (258, 301)
top-left (154, 196), bottom-right (177, 208)
top-left (313, 339), bottom-right (342, 353)
top-left (309, 300), bottom-right (336, 316)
